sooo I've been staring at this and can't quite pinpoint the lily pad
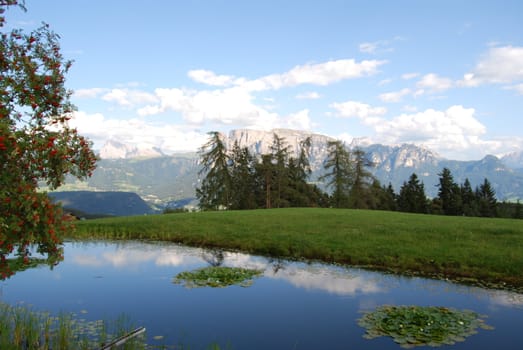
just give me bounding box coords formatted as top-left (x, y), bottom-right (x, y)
top-left (358, 305), bottom-right (493, 348)
top-left (173, 266), bottom-right (263, 288)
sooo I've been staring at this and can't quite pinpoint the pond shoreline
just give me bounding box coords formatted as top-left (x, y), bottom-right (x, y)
top-left (72, 208), bottom-right (523, 293)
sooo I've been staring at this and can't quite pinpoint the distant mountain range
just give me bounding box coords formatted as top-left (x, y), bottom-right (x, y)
top-left (55, 129), bottom-right (523, 212)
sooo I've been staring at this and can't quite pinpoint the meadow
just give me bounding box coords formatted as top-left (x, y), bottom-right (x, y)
top-left (73, 208), bottom-right (523, 291)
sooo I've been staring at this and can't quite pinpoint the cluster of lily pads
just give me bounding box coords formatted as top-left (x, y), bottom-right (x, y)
top-left (173, 266), bottom-right (263, 288)
top-left (358, 305), bottom-right (493, 348)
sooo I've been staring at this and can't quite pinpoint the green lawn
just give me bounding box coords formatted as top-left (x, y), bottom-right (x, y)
top-left (72, 208), bottom-right (523, 290)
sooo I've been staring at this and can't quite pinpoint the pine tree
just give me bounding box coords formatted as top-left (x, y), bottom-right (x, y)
top-left (348, 148), bottom-right (375, 209)
top-left (196, 131), bottom-right (231, 210)
top-left (437, 168), bottom-right (462, 215)
top-left (461, 178), bottom-right (478, 216)
top-left (320, 140), bottom-right (352, 208)
top-left (229, 141), bottom-right (257, 210)
top-left (397, 173), bottom-right (428, 213)
top-left (476, 178), bottom-right (497, 217)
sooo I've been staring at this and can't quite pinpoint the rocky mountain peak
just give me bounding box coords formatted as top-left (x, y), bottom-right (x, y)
top-left (99, 139), bottom-right (165, 159)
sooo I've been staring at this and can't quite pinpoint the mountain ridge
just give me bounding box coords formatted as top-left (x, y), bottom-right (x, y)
top-left (61, 129), bottom-right (523, 204)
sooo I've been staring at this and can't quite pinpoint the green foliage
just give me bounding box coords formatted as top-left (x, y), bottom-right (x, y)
top-left (320, 140), bottom-right (352, 208)
top-left (437, 168), bottom-right (462, 216)
top-left (197, 131), bottom-right (327, 210)
top-left (0, 1), bottom-right (96, 278)
top-left (196, 132), bottom-right (231, 210)
top-left (398, 173), bottom-right (428, 213)
top-left (358, 305), bottom-right (493, 348)
top-left (173, 266), bottom-right (263, 288)
top-left (0, 302), bottom-right (146, 350)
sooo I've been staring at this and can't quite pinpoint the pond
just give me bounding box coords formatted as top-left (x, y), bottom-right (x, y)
top-left (1, 241), bottom-right (522, 349)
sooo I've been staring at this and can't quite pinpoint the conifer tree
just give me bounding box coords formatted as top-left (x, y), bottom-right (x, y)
top-left (320, 140), bottom-right (352, 208)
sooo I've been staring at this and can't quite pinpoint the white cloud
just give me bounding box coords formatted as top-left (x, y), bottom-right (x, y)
top-left (416, 73), bottom-right (453, 93)
top-left (138, 87), bottom-right (278, 129)
top-left (296, 91), bottom-right (321, 99)
top-left (369, 105), bottom-right (490, 159)
top-left (245, 59), bottom-right (387, 91)
top-left (188, 69), bottom-right (238, 87)
top-left (70, 110), bottom-right (209, 153)
top-left (379, 88), bottom-right (411, 103)
top-left (378, 78), bottom-right (392, 86)
top-left (402, 72), bottom-right (419, 80)
top-left (504, 83), bottom-right (523, 95)
top-left (102, 88), bottom-right (158, 107)
top-left (73, 88), bottom-right (108, 99)
top-left (459, 45), bottom-right (523, 86)
top-left (282, 109), bottom-right (314, 130)
top-left (330, 100), bottom-right (387, 120)
top-left (359, 42), bottom-right (379, 54)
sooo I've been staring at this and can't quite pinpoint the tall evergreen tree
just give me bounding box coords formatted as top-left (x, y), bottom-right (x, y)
top-left (196, 131), bottom-right (231, 210)
top-left (270, 133), bottom-right (291, 208)
top-left (397, 173), bottom-right (428, 213)
top-left (348, 148), bottom-right (375, 209)
top-left (437, 168), bottom-right (462, 215)
top-left (476, 178), bottom-right (497, 217)
top-left (461, 178), bottom-right (478, 216)
top-left (229, 141), bottom-right (257, 210)
top-left (320, 140), bottom-right (352, 208)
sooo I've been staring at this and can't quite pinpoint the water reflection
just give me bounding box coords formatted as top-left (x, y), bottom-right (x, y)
top-left (1, 241), bottom-right (522, 350)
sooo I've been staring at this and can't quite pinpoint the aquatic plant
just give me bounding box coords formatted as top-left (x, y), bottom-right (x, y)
top-left (173, 266), bottom-right (263, 288)
top-left (358, 305), bottom-right (493, 348)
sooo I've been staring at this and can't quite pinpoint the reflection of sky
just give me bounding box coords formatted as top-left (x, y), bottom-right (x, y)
top-left (3, 241), bottom-right (523, 349)
top-left (70, 242), bottom-right (203, 268)
top-left (69, 243), bottom-right (383, 296)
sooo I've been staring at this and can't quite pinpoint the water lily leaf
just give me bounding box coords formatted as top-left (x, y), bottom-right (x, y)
top-left (173, 266), bottom-right (263, 288)
top-left (358, 305), bottom-right (493, 348)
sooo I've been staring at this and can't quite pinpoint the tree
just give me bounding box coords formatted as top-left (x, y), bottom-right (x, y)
top-left (320, 140), bottom-right (352, 208)
top-left (437, 168), bottom-right (462, 215)
top-left (348, 148), bottom-right (374, 209)
top-left (460, 178), bottom-right (478, 216)
top-left (196, 131), bottom-right (231, 210)
top-left (229, 141), bottom-right (257, 210)
top-left (397, 173), bottom-right (428, 213)
top-left (269, 133), bottom-right (291, 208)
top-left (476, 178), bottom-right (497, 217)
top-left (0, 1), bottom-right (97, 278)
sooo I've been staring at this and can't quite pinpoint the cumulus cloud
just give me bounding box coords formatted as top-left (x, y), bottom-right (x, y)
top-left (379, 88), bottom-right (411, 103)
top-left (504, 83), bottom-right (523, 95)
top-left (296, 91), bottom-right (321, 99)
top-left (245, 59), bottom-right (386, 91)
top-left (282, 109), bottom-right (314, 130)
top-left (401, 72), bottom-right (419, 80)
top-left (70, 110), bottom-right (209, 153)
top-left (102, 88), bottom-right (158, 107)
top-left (138, 87), bottom-right (278, 128)
top-left (369, 105), bottom-right (492, 159)
top-left (416, 73), bottom-right (453, 93)
top-left (73, 88), bottom-right (108, 98)
top-left (330, 100), bottom-right (387, 121)
top-left (188, 69), bottom-right (239, 87)
top-left (459, 45), bottom-right (523, 87)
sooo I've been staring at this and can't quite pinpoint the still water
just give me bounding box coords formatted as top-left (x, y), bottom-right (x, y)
top-left (1, 241), bottom-right (522, 349)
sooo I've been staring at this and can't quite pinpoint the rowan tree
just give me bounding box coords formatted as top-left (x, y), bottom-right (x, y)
top-left (0, 1), bottom-right (97, 278)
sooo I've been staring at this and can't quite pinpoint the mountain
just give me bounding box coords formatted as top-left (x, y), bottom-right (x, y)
top-left (54, 129), bottom-right (523, 205)
top-left (502, 151), bottom-right (523, 171)
top-left (49, 191), bottom-right (155, 216)
top-left (99, 139), bottom-right (165, 159)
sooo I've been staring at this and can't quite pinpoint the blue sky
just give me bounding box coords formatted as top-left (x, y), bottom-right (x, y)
top-left (7, 0), bottom-right (523, 160)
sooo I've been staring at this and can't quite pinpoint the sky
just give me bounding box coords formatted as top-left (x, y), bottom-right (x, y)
top-left (6, 0), bottom-right (523, 160)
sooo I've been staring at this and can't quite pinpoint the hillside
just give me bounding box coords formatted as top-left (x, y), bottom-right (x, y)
top-left (49, 191), bottom-right (155, 217)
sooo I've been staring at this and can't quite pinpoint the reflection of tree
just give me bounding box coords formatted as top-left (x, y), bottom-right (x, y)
top-left (0, 251), bottom-right (62, 280)
top-left (201, 249), bottom-right (224, 267)
top-left (268, 258), bottom-right (286, 274)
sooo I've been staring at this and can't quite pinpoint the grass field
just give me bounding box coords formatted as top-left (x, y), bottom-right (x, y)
top-left (72, 208), bottom-right (523, 291)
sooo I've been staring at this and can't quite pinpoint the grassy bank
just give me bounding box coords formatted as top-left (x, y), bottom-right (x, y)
top-left (72, 208), bottom-right (523, 290)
